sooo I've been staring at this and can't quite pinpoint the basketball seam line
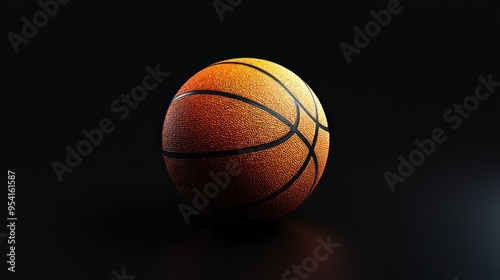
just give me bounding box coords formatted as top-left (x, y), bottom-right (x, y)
top-left (163, 90), bottom-right (299, 158)
top-left (304, 80), bottom-right (321, 196)
top-left (206, 116), bottom-right (316, 211)
top-left (202, 68), bottom-right (322, 211)
top-left (165, 88), bottom-right (310, 210)
top-left (212, 62), bottom-right (322, 192)
top-left (210, 61), bottom-right (329, 132)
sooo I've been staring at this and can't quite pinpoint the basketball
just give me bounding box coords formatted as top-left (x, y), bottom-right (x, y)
top-left (162, 58), bottom-right (329, 222)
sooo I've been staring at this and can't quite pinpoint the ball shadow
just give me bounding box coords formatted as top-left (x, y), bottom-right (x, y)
top-left (163, 218), bottom-right (359, 280)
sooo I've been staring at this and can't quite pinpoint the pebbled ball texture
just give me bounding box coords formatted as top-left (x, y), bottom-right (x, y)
top-left (162, 58), bottom-right (329, 221)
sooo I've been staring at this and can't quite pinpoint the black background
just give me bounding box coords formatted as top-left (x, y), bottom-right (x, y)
top-left (4, 0), bottom-right (500, 279)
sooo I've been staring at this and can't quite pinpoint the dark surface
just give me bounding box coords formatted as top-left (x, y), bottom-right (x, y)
top-left (4, 0), bottom-right (500, 279)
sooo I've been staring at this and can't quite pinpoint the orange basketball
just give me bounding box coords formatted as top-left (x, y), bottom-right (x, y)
top-left (162, 58), bottom-right (329, 222)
